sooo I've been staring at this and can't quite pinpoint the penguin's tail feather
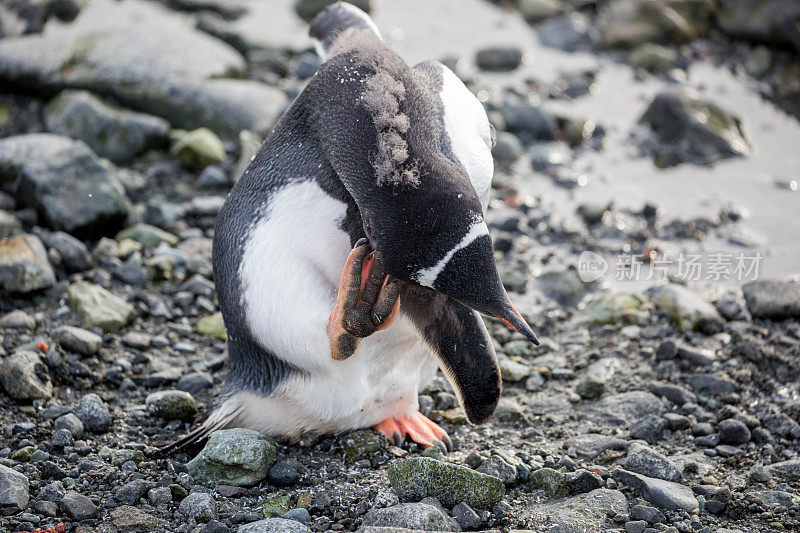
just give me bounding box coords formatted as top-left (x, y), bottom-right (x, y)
top-left (309, 2), bottom-right (382, 62)
top-left (151, 399), bottom-right (243, 457)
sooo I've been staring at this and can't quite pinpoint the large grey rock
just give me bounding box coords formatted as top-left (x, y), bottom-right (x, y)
top-left (0, 0), bottom-right (286, 138)
top-left (742, 280), bottom-right (800, 319)
top-left (612, 469), bottom-right (698, 512)
top-left (575, 291), bottom-right (651, 325)
top-left (565, 434), bottom-right (629, 460)
top-left (74, 393), bottom-right (112, 433)
top-left (179, 492), bottom-right (217, 523)
top-left (647, 381), bottom-right (695, 407)
top-left (116, 223), bottom-right (178, 248)
top-left (67, 281), bottom-right (136, 332)
top-left (0, 463), bottom-right (29, 515)
top-left (163, 0), bottom-right (247, 19)
top-left (0, 350), bottom-right (52, 401)
top-left (765, 459), bottom-right (800, 482)
top-left (0, 310), bottom-right (35, 330)
top-left (624, 442), bottom-right (682, 483)
top-left (584, 391), bottom-right (664, 427)
top-left (651, 284), bottom-right (722, 332)
top-left (361, 503), bottom-right (460, 531)
top-left (535, 267), bottom-right (593, 306)
top-left (145, 390), bottom-right (198, 421)
top-left (475, 46), bottom-right (523, 72)
top-left (762, 413), bottom-right (799, 438)
top-left (497, 355), bottom-right (531, 383)
top-left (0, 233), bottom-right (55, 292)
top-left (294, 0), bottom-right (371, 22)
top-left (387, 457), bottom-right (505, 509)
top-left (170, 127), bottom-right (226, 170)
top-left (110, 504), bottom-right (160, 531)
top-left (687, 373), bottom-right (737, 395)
top-left (114, 479), bottom-right (151, 506)
top-left (0, 134), bottom-right (128, 235)
top-left (717, 1), bottom-right (800, 54)
top-left (0, 5), bottom-right (26, 39)
top-left (523, 488), bottom-right (628, 532)
top-left (598, 0), bottom-right (713, 48)
top-left (54, 325), bottom-right (102, 356)
top-left (237, 518), bottom-right (310, 533)
top-left (61, 490), bottom-right (98, 520)
top-left (54, 413), bottom-right (84, 439)
top-left (44, 90), bottom-right (169, 163)
top-left (517, 0), bottom-right (564, 23)
top-left (628, 43), bottom-right (678, 73)
top-left (491, 131), bottom-right (523, 164)
top-left (629, 414), bottom-right (667, 444)
top-left (499, 100), bottom-right (557, 142)
top-left (38, 230), bottom-right (92, 272)
top-left (477, 454), bottom-right (518, 485)
top-left (638, 89), bottom-right (750, 167)
top-left (746, 490), bottom-right (798, 509)
top-left (0, 210), bottom-right (22, 239)
top-left (529, 467), bottom-right (569, 497)
top-left (718, 419), bottom-right (751, 444)
top-left (188, 428), bottom-right (277, 486)
top-left (537, 11), bottom-right (597, 52)
top-left (133, 78), bottom-right (287, 139)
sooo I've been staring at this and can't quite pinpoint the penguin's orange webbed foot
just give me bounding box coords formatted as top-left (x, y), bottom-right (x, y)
top-left (328, 239), bottom-right (401, 360)
top-left (374, 412), bottom-right (453, 454)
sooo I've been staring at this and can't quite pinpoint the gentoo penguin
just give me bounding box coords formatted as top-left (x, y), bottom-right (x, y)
top-left (170, 3), bottom-right (539, 453)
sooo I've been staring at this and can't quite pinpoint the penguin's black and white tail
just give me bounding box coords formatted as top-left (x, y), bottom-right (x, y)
top-left (309, 2), bottom-right (382, 62)
top-left (153, 399), bottom-right (243, 456)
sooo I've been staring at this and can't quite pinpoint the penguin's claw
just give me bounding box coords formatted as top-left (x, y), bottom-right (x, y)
top-left (373, 412), bottom-right (453, 454)
top-left (328, 241), bottom-right (401, 360)
top-left (440, 433), bottom-right (454, 453)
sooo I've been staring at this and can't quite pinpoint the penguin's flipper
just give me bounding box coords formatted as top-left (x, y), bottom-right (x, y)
top-left (309, 2), bottom-right (382, 62)
top-left (153, 399), bottom-right (243, 457)
top-left (401, 285), bottom-right (502, 425)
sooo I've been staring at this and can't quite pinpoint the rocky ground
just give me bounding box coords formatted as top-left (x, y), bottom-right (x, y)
top-left (1, 0), bottom-right (799, 532)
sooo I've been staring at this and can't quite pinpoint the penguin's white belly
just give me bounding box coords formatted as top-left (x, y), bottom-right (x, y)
top-left (231, 180), bottom-right (438, 438)
top-left (232, 317), bottom-right (438, 438)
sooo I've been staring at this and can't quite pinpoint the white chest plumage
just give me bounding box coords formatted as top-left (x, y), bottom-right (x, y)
top-left (233, 180), bottom-right (437, 438)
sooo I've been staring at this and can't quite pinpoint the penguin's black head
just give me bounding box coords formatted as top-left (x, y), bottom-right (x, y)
top-left (306, 19), bottom-right (538, 345)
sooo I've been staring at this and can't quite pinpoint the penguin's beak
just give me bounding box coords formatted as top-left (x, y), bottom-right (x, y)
top-left (451, 285), bottom-right (540, 346)
top-left (484, 302), bottom-right (540, 346)
top-left (425, 234), bottom-right (540, 346)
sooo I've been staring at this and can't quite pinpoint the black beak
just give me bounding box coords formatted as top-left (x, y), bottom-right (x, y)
top-left (429, 233), bottom-right (539, 345)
